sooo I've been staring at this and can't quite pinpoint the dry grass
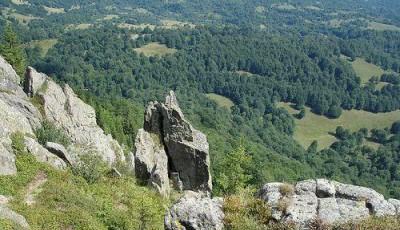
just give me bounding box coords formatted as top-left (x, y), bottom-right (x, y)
top-left (272, 3), bottom-right (297, 10)
top-left (43, 6), bottom-right (65, 14)
top-left (101, 14), bottom-right (119, 21)
top-left (27, 39), bottom-right (58, 57)
top-left (160, 19), bottom-right (195, 29)
top-left (368, 21), bottom-right (400, 32)
top-left (351, 58), bottom-right (385, 84)
top-left (118, 23), bottom-right (156, 30)
top-left (134, 42), bottom-right (177, 57)
top-left (277, 102), bottom-right (400, 150)
top-left (206, 93), bottom-right (235, 110)
top-left (66, 24), bottom-right (92, 30)
top-left (10, 0), bottom-right (29, 5)
top-left (235, 70), bottom-right (253, 77)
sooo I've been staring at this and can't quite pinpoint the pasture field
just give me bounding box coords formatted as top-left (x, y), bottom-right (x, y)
top-left (278, 102), bottom-right (400, 150)
top-left (367, 21), bottom-right (400, 32)
top-left (28, 39), bottom-right (58, 57)
top-left (43, 6), bottom-right (65, 14)
top-left (206, 93), bottom-right (235, 110)
top-left (134, 42), bottom-right (177, 57)
top-left (351, 58), bottom-right (385, 84)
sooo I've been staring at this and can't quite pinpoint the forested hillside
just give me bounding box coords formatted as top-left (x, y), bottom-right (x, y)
top-left (1, 0), bottom-right (400, 199)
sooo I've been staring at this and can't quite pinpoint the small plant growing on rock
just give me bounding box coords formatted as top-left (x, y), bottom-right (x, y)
top-left (11, 132), bottom-right (26, 155)
top-left (35, 120), bottom-right (71, 146)
top-left (279, 183), bottom-right (294, 197)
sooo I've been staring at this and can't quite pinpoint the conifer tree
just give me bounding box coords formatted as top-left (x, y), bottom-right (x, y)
top-left (0, 24), bottom-right (26, 77)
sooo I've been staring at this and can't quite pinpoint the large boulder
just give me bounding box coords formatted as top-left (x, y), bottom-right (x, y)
top-left (165, 191), bottom-right (224, 230)
top-left (24, 137), bottom-right (67, 170)
top-left (135, 91), bottom-right (212, 195)
top-left (258, 179), bottom-right (397, 228)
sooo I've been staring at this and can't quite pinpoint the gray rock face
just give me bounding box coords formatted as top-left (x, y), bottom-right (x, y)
top-left (0, 141), bottom-right (17, 175)
top-left (134, 129), bottom-right (170, 196)
top-left (165, 191), bottom-right (224, 230)
top-left (24, 67), bottom-right (48, 97)
top-left (24, 137), bottom-right (67, 170)
top-left (135, 91), bottom-right (212, 195)
top-left (36, 75), bottom-right (125, 166)
top-left (0, 56), bottom-right (24, 96)
top-left (0, 57), bottom-right (130, 174)
top-left (45, 142), bottom-right (74, 166)
top-left (258, 179), bottom-right (397, 228)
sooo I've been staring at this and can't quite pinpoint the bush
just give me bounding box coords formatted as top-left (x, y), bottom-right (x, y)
top-left (35, 121), bottom-right (71, 146)
top-left (224, 188), bottom-right (273, 230)
top-left (10, 132), bottom-right (26, 155)
top-left (279, 183), bottom-right (294, 197)
top-left (391, 121), bottom-right (400, 134)
top-left (72, 154), bottom-right (108, 184)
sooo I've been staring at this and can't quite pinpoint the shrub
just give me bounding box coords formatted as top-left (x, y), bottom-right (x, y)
top-left (35, 121), bottom-right (71, 146)
top-left (391, 121), bottom-right (400, 134)
top-left (224, 188), bottom-right (273, 230)
top-left (279, 183), bottom-right (294, 197)
top-left (72, 154), bottom-right (108, 184)
top-left (10, 132), bottom-right (26, 155)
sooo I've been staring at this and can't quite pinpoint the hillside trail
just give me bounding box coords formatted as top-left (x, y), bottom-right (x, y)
top-left (25, 171), bottom-right (48, 206)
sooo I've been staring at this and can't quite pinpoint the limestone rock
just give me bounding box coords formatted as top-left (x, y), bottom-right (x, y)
top-left (257, 182), bottom-right (284, 220)
top-left (34, 72), bottom-right (125, 165)
top-left (259, 179), bottom-right (398, 228)
top-left (24, 137), bottom-right (66, 169)
top-left (388, 199), bottom-right (400, 214)
top-left (45, 142), bottom-right (73, 166)
top-left (0, 56), bottom-right (24, 96)
top-left (0, 140), bottom-right (17, 175)
top-left (165, 191), bottom-right (224, 230)
top-left (24, 67), bottom-right (47, 97)
top-left (284, 194), bottom-right (318, 228)
top-left (135, 129), bottom-right (170, 196)
top-left (135, 91), bottom-right (212, 195)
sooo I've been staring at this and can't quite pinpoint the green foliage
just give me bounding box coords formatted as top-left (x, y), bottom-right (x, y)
top-left (215, 144), bottom-right (252, 195)
top-left (0, 24), bottom-right (26, 77)
top-left (72, 154), bottom-right (108, 184)
top-left (0, 152), bottom-right (166, 229)
top-left (326, 105), bottom-right (342, 119)
top-left (35, 120), bottom-right (71, 146)
top-left (223, 188), bottom-right (294, 230)
top-left (10, 132), bottom-right (26, 155)
top-left (391, 121), bottom-right (400, 134)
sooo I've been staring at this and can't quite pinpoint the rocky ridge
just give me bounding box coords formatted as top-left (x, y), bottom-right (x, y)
top-left (258, 179), bottom-right (400, 229)
top-left (0, 56), bottom-right (132, 228)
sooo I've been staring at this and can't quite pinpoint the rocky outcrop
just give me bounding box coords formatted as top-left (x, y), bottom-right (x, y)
top-left (134, 91), bottom-right (212, 195)
top-left (165, 191), bottom-right (224, 230)
top-left (258, 179), bottom-right (399, 229)
top-left (33, 70), bottom-right (126, 165)
top-left (0, 55), bottom-right (130, 174)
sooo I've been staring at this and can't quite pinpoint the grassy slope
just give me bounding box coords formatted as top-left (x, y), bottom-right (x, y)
top-left (278, 102), bottom-right (400, 150)
top-left (0, 154), bottom-right (167, 230)
top-left (28, 39), bottom-right (58, 57)
top-left (206, 93), bottom-right (235, 110)
top-left (134, 42), bottom-right (177, 57)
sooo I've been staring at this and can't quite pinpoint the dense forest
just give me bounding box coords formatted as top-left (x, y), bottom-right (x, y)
top-left (1, 0), bottom-right (400, 199)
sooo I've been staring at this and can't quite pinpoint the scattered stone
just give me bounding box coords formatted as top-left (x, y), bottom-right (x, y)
top-left (165, 191), bottom-right (224, 230)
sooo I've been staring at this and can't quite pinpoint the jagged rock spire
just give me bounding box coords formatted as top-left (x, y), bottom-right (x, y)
top-left (135, 91), bottom-right (212, 196)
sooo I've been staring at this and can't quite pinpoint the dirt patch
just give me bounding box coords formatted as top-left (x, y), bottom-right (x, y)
top-left (25, 171), bottom-right (47, 206)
